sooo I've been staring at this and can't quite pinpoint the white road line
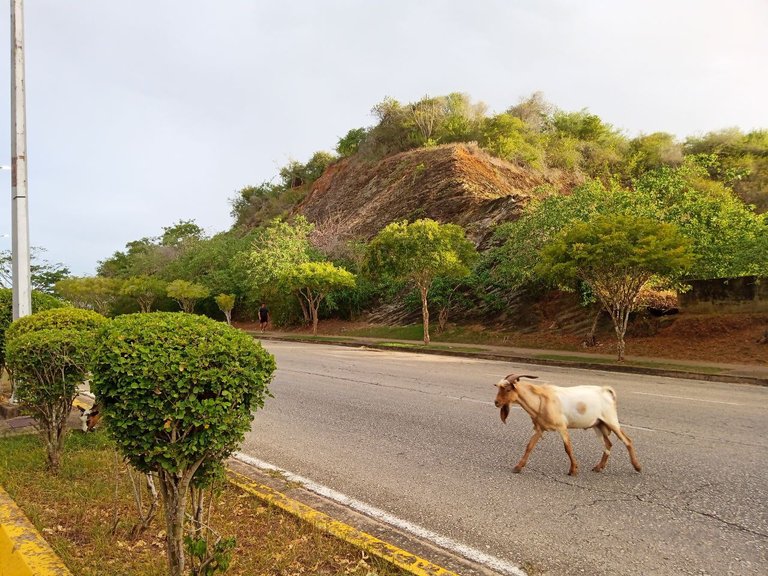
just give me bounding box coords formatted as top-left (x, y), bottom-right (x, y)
top-left (629, 391), bottom-right (742, 405)
top-left (233, 452), bottom-right (527, 576)
top-left (447, 396), bottom-right (495, 405)
top-left (622, 424), bottom-right (656, 432)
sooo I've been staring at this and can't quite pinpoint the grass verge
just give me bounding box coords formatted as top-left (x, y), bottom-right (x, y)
top-left (0, 432), bottom-right (410, 576)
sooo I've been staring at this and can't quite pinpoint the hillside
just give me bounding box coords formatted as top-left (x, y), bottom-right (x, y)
top-left (295, 143), bottom-right (580, 243)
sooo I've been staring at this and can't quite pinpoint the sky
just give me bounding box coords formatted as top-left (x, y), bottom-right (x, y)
top-left (0, 0), bottom-right (765, 275)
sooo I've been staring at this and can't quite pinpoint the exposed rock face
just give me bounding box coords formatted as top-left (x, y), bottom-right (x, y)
top-left (295, 143), bottom-right (578, 244)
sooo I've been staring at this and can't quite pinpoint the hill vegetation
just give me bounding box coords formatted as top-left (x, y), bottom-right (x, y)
top-left (57, 92), bottom-right (766, 355)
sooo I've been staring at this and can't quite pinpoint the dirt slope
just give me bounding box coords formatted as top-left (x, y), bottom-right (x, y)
top-left (296, 143), bottom-right (579, 242)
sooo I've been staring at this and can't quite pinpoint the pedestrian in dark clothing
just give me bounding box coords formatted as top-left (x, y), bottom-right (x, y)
top-left (258, 303), bottom-right (269, 332)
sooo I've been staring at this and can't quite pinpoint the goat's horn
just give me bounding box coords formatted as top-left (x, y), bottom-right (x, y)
top-left (518, 375), bottom-right (538, 380)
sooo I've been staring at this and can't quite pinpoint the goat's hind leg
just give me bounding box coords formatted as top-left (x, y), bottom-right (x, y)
top-left (604, 420), bottom-right (641, 472)
top-left (513, 427), bottom-right (543, 473)
top-left (591, 422), bottom-right (612, 472)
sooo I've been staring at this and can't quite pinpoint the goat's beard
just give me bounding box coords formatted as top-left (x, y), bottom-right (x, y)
top-left (500, 404), bottom-right (510, 423)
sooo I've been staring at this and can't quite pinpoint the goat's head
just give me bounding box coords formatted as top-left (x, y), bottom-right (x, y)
top-left (77, 404), bottom-right (102, 432)
top-left (494, 374), bottom-right (537, 423)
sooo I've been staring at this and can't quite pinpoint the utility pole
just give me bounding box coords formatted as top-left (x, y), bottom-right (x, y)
top-left (10, 0), bottom-right (31, 319)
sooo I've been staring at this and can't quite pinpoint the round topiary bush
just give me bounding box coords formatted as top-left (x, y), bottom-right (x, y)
top-left (6, 307), bottom-right (107, 342)
top-left (0, 288), bottom-right (68, 373)
top-left (90, 312), bottom-right (275, 576)
top-left (5, 308), bottom-right (108, 473)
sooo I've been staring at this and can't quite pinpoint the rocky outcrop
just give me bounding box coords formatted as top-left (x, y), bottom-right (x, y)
top-left (295, 143), bottom-right (579, 244)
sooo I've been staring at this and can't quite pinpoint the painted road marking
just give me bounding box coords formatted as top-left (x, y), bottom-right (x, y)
top-left (233, 453), bottom-right (527, 576)
top-left (629, 391), bottom-right (742, 405)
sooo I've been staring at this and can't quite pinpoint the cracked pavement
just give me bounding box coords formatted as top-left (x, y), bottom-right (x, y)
top-left (241, 341), bottom-right (768, 576)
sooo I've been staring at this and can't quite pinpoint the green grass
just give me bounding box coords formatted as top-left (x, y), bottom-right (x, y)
top-left (344, 324), bottom-right (425, 340)
top-left (532, 353), bottom-right (725, 374)
top-left (378, 342), bottom-right (485, 353)
top-left (0, 432), bottom-right (411, 576)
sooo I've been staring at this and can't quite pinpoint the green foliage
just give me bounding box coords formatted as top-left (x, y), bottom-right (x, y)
top-left (684, 128), bottom-right (768, 212)
top-left (483, 180), bottom-right (640, 290)
top-left (214, 293), bottom-right (236, 324)
top-left (92, 312), bottom-right (275, 477)
top-left (6, 308), bottom-right (108, 473)
top-left (6, 307), bottom-right (107, 343)
top-left (365, 219), bottom-right (477, 344)
top-left (91, 312), bottom-right (275, 575)
top-left (281, 262), bottom-right (356, 334)
top-left (365, 219), bottom-right (477, 287)
top-left (0, 247), bottom-right (70, 295)
top-left (537, 215), bottom-right (692, 360)
top-left (185, 534), bottom-right (236, 576)
top-left (279, 151), bottom-right (337, 189)
top-left (623, 132), bottom-right (683, 181)
top-left (237, 216), bottom-right (318, 306)
top-left (97, 220), bottom-right (207, 279)
top-left (55, 276), bottom-right (123, 315)
top-left (166, 279), bottom-right (210, 313)
top-left (0, 288), bottom-right (68, 372)
top-left (120, 276), bottom-right (167, 313)
top-left (634, 161), bottom-right (768, 279)
top-left (161, 220), bottom-right (206, 247)
top-left (479, 113), bottom-right (544, 167)
top-left (336, 128), bottom-right (368, 157)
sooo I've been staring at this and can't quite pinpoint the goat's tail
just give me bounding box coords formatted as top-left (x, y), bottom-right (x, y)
top-left (603, 386), bottom-right (617, 404)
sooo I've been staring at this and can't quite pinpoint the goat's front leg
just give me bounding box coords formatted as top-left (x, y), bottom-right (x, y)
top-left (513, 427), bottom-right (543, 473)
top-left (558, 428), bottom-right (578, 475)
top-left (592, 423), bottom-right (612, 472)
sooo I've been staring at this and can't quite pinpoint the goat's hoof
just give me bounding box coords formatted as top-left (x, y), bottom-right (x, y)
top-left (568, 469), bottom-right (579, 476)
top-left (591, 466), bottom-right (604, 473)
top-left (634, 465), bottom-right (642, 472)
top-left (512, 466), bottom-right (523, 474)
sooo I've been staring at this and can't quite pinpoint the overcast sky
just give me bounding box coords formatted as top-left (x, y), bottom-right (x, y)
top-left (0, 0), bottom-right (765, 275)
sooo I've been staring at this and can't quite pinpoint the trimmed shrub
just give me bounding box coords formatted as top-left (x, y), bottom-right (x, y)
top-left (6, 307), bottom-right (107, 342)
top-left (6, 308), bottom-right (108, 473)
top-left (91, 312), bottom-right (275, 576)
top-left (0, 288), bottom-right (68, 372)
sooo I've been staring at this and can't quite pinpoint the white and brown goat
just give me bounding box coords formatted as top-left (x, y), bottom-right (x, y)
top-left (494, 374), bottom-right (641, 476)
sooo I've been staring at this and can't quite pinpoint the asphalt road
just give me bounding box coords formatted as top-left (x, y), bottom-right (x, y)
top-left (240, 341), bottom-right (768, 576)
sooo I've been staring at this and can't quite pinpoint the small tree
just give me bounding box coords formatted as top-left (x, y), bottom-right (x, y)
top-left (55, 276), bottom-right (122, 315)
top-left (537, 215), bottom-right (692, 361)
top-left (91, 313), bottom-right (275, 576)
top-left (5, 308), bottom-right (108, 473)
top-left (121, 276), bottom-right (167, 312)
top-left (365, 219), bottom-right (477, 344)
top-left (166, 279), bottom-right (210, 313)
top-left (214, 293), bottom-right (236, 325)
top-left (281, 262), bottom-right (356, 335)
top-left (0, 288), bottom-right (67, 376)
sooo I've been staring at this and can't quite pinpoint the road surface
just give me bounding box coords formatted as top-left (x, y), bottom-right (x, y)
top-left (240, 341), bottom-right (768, 575)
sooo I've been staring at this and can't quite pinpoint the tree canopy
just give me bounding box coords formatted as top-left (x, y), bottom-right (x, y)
top-left (537, 215), bottom-right (692, 360)
top-left (365, 219), bottom-right (477, 344)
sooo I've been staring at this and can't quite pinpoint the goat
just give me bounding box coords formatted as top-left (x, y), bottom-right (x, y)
top-left (493, 374), bottom-right (641, 476)
top-left (76, 402), bottom-right (102, 432)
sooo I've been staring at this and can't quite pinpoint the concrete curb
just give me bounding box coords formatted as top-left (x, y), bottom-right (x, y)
top-left (0, 485), bottom-right (73, 575)
top-left (256, 334), bottom-right (768, 387)
top-left (227, 469), bottom-right (460, 576)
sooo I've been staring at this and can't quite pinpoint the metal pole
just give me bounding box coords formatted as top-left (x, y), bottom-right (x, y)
top-left (11, 0), bottom-right (31, 319)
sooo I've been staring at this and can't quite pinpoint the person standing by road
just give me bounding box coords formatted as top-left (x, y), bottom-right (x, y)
top-left (258, 303), bottom-right (269, 332)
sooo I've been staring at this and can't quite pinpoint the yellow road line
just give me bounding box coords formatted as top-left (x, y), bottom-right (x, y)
top-left (227, 469), bottom-right (459, 576)
top-left (0, 485), bottom-right (73, 575)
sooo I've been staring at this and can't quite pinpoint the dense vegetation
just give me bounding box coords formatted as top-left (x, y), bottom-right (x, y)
top-left (47, 93), bottom-right (766, 345)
